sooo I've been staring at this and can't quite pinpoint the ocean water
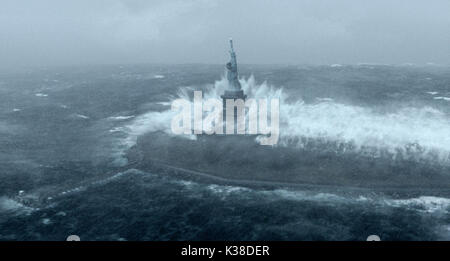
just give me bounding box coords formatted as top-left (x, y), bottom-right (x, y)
top-left (0, 64), bottom-right (449, 241)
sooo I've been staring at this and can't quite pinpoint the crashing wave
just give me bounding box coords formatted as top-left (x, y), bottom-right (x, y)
top-left (115, 75), bottom-right (450, 164)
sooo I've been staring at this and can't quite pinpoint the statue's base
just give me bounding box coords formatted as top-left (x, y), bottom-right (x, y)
top-left (220, 89), bottom-right (247, 134)
top-left (220, 90), bottom-right (247, 100)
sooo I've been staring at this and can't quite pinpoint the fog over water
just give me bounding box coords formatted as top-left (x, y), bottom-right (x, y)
top-left (1, 0), bottom-right (450, 68)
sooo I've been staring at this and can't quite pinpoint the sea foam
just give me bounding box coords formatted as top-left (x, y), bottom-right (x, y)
top-left (119, 75), bottom-right (450, 163)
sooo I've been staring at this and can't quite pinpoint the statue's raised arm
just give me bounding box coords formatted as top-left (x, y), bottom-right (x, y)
top-left (229, 38), bottom-right (238, 71)
top-left (226, 38), bottom-right (241, 90)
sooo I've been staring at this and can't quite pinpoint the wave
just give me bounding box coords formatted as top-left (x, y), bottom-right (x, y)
top-left (279, 102), bottom-right (450, 162)
top-left (54, 169), bottom-right (142, 198)
top-left (386, 196), bottom-right (450, 214)
top-left (72, 113), bottom-right (90, 119)
top-left (117, 75), bottom-right (450, 163)
top-left (270, 189), bottom-right (449, 214)
top-left (171, 175), bottom-right (450, 215)
top-left (108, 115), bottom-right (135, 121)
top-left (434, 97), bottom-right (450, 101)
top-left (0, 196), bottom-right (37, 215)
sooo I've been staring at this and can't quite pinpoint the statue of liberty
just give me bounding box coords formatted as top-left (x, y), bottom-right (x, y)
top-left (222, 38), bottom-right (246, 100)
top-left (221, 38), bottom-right (247, 134)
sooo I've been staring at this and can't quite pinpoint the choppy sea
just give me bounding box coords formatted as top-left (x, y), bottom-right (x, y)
top-left (0, 64), bottom-right (449, 240)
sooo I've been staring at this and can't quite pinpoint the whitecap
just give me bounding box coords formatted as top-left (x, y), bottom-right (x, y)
top-left (269, 189), bottom-right (347, 203)
top-left (109, 127), bottom-right (126, 133)
top-left (0, 197), bottom-right (35, 215)
top-left (73, 114), bottom-right (90, 119)
top-left (386, 196), bottom-right (450, 214)
top-left (434, 96), bottom-right (450, 101)
top-left (207, 184), bottom-right (251, 195)
top-left (108, 115), bottom-right (135, 121)
top-left (316, 97), bottom-right (334, 102)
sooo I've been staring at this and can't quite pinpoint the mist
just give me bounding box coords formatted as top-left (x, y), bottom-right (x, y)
top-left (1, 0), bottom-right (449, 68)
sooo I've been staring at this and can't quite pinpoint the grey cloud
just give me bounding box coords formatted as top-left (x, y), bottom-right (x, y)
top-left (0, 0), bottom-right (449, 68)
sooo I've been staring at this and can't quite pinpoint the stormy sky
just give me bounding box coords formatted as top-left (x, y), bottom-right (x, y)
top-left (1, 0), bottom-right (449, 68)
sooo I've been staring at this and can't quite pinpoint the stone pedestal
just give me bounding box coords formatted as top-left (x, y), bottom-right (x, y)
top-left (221, 90), bottom-right (247, 134)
